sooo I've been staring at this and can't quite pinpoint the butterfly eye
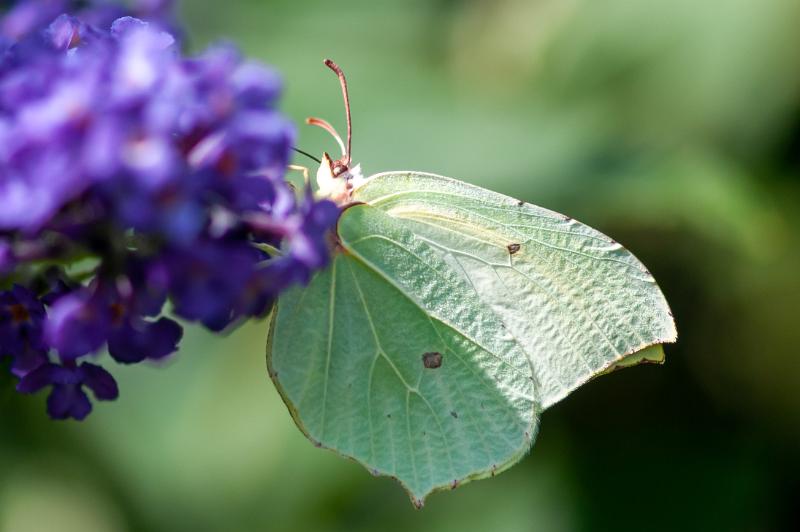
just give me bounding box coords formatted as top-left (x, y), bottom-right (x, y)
top-left (332, 164), bottom-right (346, 177)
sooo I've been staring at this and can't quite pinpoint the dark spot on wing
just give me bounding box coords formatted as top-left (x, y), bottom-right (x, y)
top-left (517, 200), bottom-right (525, 206)
top-left (507, 243), bottom-right (521, 255)
top-left (450, 411), bottom-right (458, 419)
top-left (422, 351), bottom-right (442, 369)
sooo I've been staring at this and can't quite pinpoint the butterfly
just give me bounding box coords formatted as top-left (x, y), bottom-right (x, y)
top-left (268, 59), bottom-right (677, 508)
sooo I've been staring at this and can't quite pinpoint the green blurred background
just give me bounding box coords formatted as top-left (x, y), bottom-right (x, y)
top-left (2, 0), bottom-right (800, 530)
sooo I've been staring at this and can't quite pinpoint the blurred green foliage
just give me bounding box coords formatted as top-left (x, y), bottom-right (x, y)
top-left (2, 0), bottom-right (799, 530)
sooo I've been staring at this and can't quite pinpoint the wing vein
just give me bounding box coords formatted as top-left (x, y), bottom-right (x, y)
top-left (319, 258), bottom-right (337, 440)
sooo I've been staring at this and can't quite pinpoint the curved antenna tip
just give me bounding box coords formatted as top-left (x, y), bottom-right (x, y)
top-left (323, 59), bottom-right (344, 77)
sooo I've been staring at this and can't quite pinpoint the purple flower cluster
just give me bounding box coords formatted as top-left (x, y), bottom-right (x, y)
top-left (0, 2), bottom-right (339, 420)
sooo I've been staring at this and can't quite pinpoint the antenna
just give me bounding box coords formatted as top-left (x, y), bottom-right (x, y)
top-left (323, 59), bottom-right (352, 167)
top-left (291, 146), bottom-right (321, 164)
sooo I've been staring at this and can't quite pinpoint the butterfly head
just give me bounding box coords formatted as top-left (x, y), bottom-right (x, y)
top-left (315, 151), bottom-right (361, 204)
top-left (304, 59), bottom-right (363, 205)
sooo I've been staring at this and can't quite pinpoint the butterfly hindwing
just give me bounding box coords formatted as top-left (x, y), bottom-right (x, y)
top-left (268, 205), bottom-right (537, 506)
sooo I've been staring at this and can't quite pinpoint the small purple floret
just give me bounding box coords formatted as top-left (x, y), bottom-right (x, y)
top-left (17, 361), bottom-right (119, 420)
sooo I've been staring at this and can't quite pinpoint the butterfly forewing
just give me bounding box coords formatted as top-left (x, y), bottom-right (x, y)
top-left (351, 171), bottom-right (677, 410)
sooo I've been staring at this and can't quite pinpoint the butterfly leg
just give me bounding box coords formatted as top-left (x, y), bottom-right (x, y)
top-left (287, 164), bottom-right (310, 187)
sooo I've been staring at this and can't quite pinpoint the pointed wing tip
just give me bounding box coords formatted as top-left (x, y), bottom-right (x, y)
top-left (602, 342), bottom-right (670, 374)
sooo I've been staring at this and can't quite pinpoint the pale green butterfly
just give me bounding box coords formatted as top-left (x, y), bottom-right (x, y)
top-left (268, 60), bottom-right (677, 508)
